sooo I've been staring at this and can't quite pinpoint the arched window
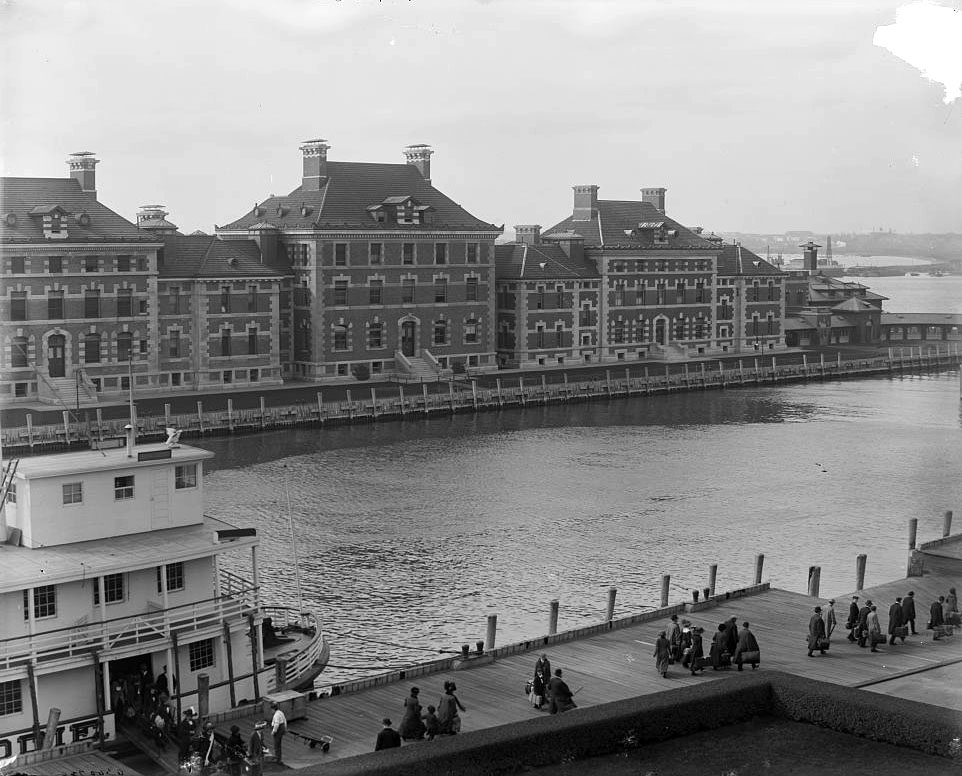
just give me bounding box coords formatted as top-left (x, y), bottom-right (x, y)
top-left (333, 325), bottom-right (348, 351)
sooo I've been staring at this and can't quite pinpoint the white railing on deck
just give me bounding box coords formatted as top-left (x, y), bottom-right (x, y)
top-left (260, 606), bottom-right (326, 691)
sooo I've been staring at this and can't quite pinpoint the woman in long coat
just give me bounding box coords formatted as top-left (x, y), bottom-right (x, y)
top-left (398, 687), bottom-right (426, 740)
top-left (689, 627), bottom-right (705, 675)
top-left (653, 631), bottom-right (671, 678)
top-left (532, 654), bottom-right (550, 710)
top-left (947, 587), bottom-right (959, 613)
top-left (866, 605), bottom-right (883, 652)
top-left (436, 681), bottom-right (466, 735)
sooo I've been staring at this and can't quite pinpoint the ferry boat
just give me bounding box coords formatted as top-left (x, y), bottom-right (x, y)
top-left (0, 431), bottom-right (328, 764)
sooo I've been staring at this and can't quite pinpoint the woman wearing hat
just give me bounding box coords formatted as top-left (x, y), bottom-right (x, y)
top-left (398, 687), bottom-right (426, 741)
top-left (436, 681), bottom-right (466, 734)
top-left (688, 626), bottom-right (705, 675)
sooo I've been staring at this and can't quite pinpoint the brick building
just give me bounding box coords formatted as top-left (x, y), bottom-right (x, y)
top-left (712, 239), bottom-right (786, 353)
top-left (217, 141), bottom-right (502, 381)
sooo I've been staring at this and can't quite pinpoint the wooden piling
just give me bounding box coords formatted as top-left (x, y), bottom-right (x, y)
top-left (422, 383), bottom-right (429, 414)
top-left (807, 566), bottom-right (821, 598)
top-left (198, 673), bottom-right (210, 718)
top-left (485, 614), bottom-right (498, 650)
top-left (448, 381), bottom-right (455, 412)
top-left (548, 600), bottom-right (559, 636)
top-left (371, 387), bottom-right (379, 418)
top-left (197, 401), bottom-right (205, 433)
top-left (260, 396), bottom-right (267, 428)
top-left (227, 399), bottom-right (234, 431)
top-left (855, 554), bottom-right (867, 591)
top-left (606, 587), bottom-right (617, 621)
top-left (660, 574), bottom-right (670, 607)
top-left (274, 658), bottom-right (288, 692)
top-left (164, 403), bottom-right (172, 428)
top-left (708, 564), bottom-right (717, 597)
top-left (42, 707), bottom-right (61, 749)
top-left (754, 553), bottom-right (764, 585)
top-left (908, 517), bottom-right (918, 550)
top-left (944, 510), bottom-right (954, 538)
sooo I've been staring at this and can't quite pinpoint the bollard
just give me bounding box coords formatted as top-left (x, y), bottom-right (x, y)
top-left (475, 640), bottom-right (484, 656)
top-left (42, 708), bottom-right (61, 749)
top-left (692, 589), bottom-right (700, 603)
top-left (944, 510), bottom-right (954, 538)
top-left (485, 614), bottom-right (498, 651)
top-left (548, 600), bottom-right (559, 636)
top-left (708, 564), bottom-right (717, 598)
top-left (703, 586), bottom-right (710, 602)
top-left (855, 554), bottom-right (867, 591)
top-left (660, 575), bottom-right (670, 607)
top-left (461, 644), bottom-right (469, 659)
top-left (198, 673), bottom-right (210, 717)
top-left (606, 587), bottom-right (617, 621)
top-left (754, 554), bottom-right (765, 585)
top-left (807, 566), bottom-right (821, 598)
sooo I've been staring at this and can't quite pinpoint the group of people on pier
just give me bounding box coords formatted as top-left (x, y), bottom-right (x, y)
top-left (652, 614), bottom-right (761, 676)
top-left (830, 587), bottom-right (959, 653)
top-left (375, 680), bottom-right (468, 750)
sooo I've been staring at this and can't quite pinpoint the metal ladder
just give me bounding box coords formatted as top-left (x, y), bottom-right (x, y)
top-left (0, 458), bottom-right (19, 510)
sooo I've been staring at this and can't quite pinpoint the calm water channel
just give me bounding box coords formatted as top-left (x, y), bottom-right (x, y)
top-left (206, 370), bottom-right (962, 683)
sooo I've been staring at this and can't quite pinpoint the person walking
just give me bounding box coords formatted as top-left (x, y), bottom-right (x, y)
top-left (247, 721), bottom-right (267, 776)
top-left (532, 654), bottom-right (551, 710)
top-left (689, 626), bottom-right (705, 675)
top-left (888, 597), bottom-right (904, 645)
top-left (666, 615), bottom-right (682, 664)
top-left (398, 687), bottom-right (426, 741)
top-left (374, 718), bottom-right (402, 751)
top-left (269, 701), bottom-right (287, 765)
top-left (847, 595), bottom-right (860, 642)
top-left (931, 595), bottom-right (946, 640)
top-left (437, 681), bottom-right (466, 734)
top-left (224, 725), bottom-right (245, 776)
top-left (547, 669), bottom-right (577, 714)
top-left (902, 591), bottom-right (917, 635)
top-left (177, 708), bottom-right (198, 762)
top-left (808, 606), bottom-right (828, 656)
top-left (422, 705), bottom-right (440, 741)
top-left (724, 616), bottom-right (739, 657)
top-left (866, 605), bottom-right (882, 652)
top-left (856, 599), bottom-right (872, 648)
top-left (948, 587), bottom-right (959, 614)
top-left (653, 631), bottom-right (671, 678)
top-left (710, 623), bottom-right (729, 670)
top-left (823, 600), bottom-right (838, 639)
top-left (733, 621), bottom-right (760, 671)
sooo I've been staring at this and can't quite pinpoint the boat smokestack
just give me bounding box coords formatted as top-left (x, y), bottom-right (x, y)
top-left (124, 424), bottom-right (134, 459)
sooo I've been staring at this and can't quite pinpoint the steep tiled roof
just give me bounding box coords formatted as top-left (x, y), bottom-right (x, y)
top-left (716, 244), bottom-right (785, 276)
top-left (159, 235), bottom-right (289, 278)
top-left (543, 200), bottom-right (716, 250)
top-left (0, 177), bottom-right (153, 242)
top-left (495, 242), bottom-right (599, 281)
top-left (831, 297), bottom-right (878, 313)
top-left (219, 162), bottom-right (499, 232)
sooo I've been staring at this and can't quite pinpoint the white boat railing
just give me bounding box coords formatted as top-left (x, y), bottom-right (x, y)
top-left (261, 606), bottom-right (326, 691)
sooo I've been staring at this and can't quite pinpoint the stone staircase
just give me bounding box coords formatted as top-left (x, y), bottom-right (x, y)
top-left (649, 343), bottom-right (690, 362)
top-left (401, 355), bottom-right (441, 381)
top-left (37, 373), bottom-right (100, 407)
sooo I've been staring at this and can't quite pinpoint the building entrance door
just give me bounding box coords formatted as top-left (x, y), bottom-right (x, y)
top-left (654, 319), bottom-right (666, 346)
top-left (48, 334), bottom-right (66, 377)
top-left (401, 321), bottom-right (416, 357)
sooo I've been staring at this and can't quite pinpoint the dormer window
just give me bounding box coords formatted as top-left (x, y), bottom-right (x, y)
top-left (654, 226), bottom-right (668, 245)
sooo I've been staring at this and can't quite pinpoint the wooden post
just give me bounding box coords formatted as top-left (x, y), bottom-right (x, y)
top-left (171, 632), bottom-right (182, 720)
top-left (26, 413), bottom-right (34, 447)
top-left (197, 401), bottom-right (205, 433)
top-left (164, 403), bottom-right (172, 428)
top-left (346, 389), bottom-right (354, 419)
top-left (371, 387), bottom-right (379, 419)
top-left (397, 384), bottom-right (405, 414)
top-left (519, 376), bottom-right (526, 406)
top-left (26, 661), bottom-right (41, 748)
top-left (274, 658), bottom-right (288, 692)
top-left (223, 621), bottom-right (236, 708)
top-left (471, 380), bottom-right (478, 410)
top-left (754, 553), bottom-right (764, 585)
top-left (422, 383), bottom-right (429, 415)
top-left (708, 564), bottom-right (717, 597)
top-left (62, 410), bottom-right (71, 444)
top-left (807, 566), bottom-right (821, 598)
top-left (42, 707), bottom-right (60, 749)
top-left (448, 380), bottom-right (455, 412)
top-left (753, 357), bottom-right (760, 383)
top-left (820, 353), bottom-right (825, 377)
top-left (802, 354), bottom-right (808, 374)
top-left (227, 399), bottom-right (234, 432)
top-left (855, 554), bottom-right (867, 591)
top-left (944, 510), bottom-right (954, 537)
top-left (248, 614), bottom-right (260, 702)
top-left (541, 374), bottom-right (548, 404)
top-left (624, 367), bottom-right (632, 395)
top-left (660, 574), bottom-right (670, 607)
top-left (548, 600), bottom-right (559, 636)
top-left (92, 653), bottom-right (106, 747)
top-left (260, 396), bottom-right (267, 427)
top-left (485, 614), bottom-right (498, 650)
top-left (683, 363), bottom-right (690, 387)
top-left (606, 587), bottom-right (617, 621)
top-left (495, 378), bottom-right (503, 407)
top-left (605, 369), bottom-right (612, 395)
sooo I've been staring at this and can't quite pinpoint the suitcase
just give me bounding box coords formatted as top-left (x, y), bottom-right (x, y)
top-left (935, 624), bottom-right (954, 638)
top-left (947, 612), bottom-right (961, 626)
top-left (893, 625), bottom-right (908, 639)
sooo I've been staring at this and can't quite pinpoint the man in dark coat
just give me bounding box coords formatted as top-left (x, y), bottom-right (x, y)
top-left (902, 591), bottom-right (917, 635)
top-left (547, 669), bottom-right (576, 714)
top-left (808, 606), bottom-right (828, 656)
top-left (374, 718), bottom-right (402, 751)
top-left (847, 596), bottom-right (860, 642)
top-left (931, 596), bottom-right (946, 640)
top-left (856, 600), bottom-right (872, 648)
top-left (733, 621), bottom-right (760, 671)
top-left (888, 597), bottom-right (905, 645)
top-left (724, 616), bottom-right (739, 656)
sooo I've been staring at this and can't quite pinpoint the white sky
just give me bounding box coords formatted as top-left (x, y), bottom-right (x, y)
top-left (1, 0), bottom-right (960, 236)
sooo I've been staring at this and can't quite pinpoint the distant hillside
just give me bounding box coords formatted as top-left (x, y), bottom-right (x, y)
top-left (718, 232), bottom-right (962, 266)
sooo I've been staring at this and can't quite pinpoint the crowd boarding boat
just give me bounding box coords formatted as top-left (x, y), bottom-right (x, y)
top-left (0, 430), bottom-right (328, 767)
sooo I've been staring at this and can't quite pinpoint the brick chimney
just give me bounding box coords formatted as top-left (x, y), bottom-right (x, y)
top-left (403, 144), bottom-right (433, 183)
top-left (300, 139), bottom-right (330, 191)
top-left (641, 187), bottom-right (666, 213)
top-left (799, 240), bottom-right (821, 273)
top-left (572, 185), bottom-right (599, 221)
top-left (68, 152), bottom-right (100, 196)
top-left (514, 225), bottom-right (541, 245)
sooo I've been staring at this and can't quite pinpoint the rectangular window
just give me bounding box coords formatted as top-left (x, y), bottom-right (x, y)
top-left (169, 330), bottom-right (181, 358)
top-left (221, 329), bottom-right (231, 357)
top-left (11, 257), bottom-right (25, 274)
top-left (116, 256), bottom-right (131, 272)
top-left (536, 325), bottom-right (545, 348)
top-left (248, 285), bottom-right (258, 312)
top-left (10, 291), bottom-right (26, 321)
top-left (114, 475), bottom-right (134, 500)
top-left (402, 243), bottom-right (415, 265)
top-left (188, 639), bottom-right (215, 671)
top-left (117, 333), bottom-right (133, 362)
top-left (368, 322), bottom-right (383, 349)
top-left (170, 287), bottom-right (182, 314)
top-left (220, 286), bottom-right (231, 313)
top-left (0, 680), bottom-right (23, 716)
top-left (85, 290), bottom-right (101, 318)
top-left (466, 243), bottom-right (479, 264)
top-left (369, 243), bottom-right (382, 265)
top-left (464, 321), bottom-right (478, 344)
top-left (175, 464), bottom-right (197, 489)
top-left (434, 243), bottom-right (447, 264)
top-left (62, 482), bottom-right (83, 505)
top-left (49, 256), bottom-right (63, 274)
top-left (85, 256), bottom-right (98, 273)
top-left (156, 562), bottom-right (186, 593)
top-left (334, 280), bottom-right (348, 305)
top-left (433, 321), bottom-right (447, 346)
top-left (117, 288), bottom-right (133, 317)
top-left (94, 573), bottom-right (125, 605)
top-left (23, 585), bottom-right (57, 620)
top-left (47, 291), bottom-right (64, 320)
top-left (466, 277), bottom-right (478, 302)
top-left (369, 280), bottom-right (383, 305)
top-left (334, 243), bottom-right (347, 266)
top-left (223, 370), bottom-right (233, 384)
top-left (371, 361), bottom-right (383, 375)
top-left (333, 327), bottom-right (348, 350)
top-left (248, 326), bottom-right (258, 355)
top-left (434, 278), bottom-right (447, 303)
top-left (401, 278), bottom-right (415, 304)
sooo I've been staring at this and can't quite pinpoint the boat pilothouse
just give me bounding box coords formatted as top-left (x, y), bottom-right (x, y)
top-left (0, 439), bottom-right (327, 762)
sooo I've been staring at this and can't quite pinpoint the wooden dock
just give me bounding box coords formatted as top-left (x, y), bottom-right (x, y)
top-left (187, 536), bottom-right (962, 769)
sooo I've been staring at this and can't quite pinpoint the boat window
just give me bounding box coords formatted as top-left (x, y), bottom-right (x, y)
top-left (114, 475), bottom-right (134, 500)
top-left (175, 464), bottom-right (197, 490)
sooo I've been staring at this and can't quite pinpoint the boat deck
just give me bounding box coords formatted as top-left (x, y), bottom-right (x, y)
top-left (9, 749), bottom-right (147, 776)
